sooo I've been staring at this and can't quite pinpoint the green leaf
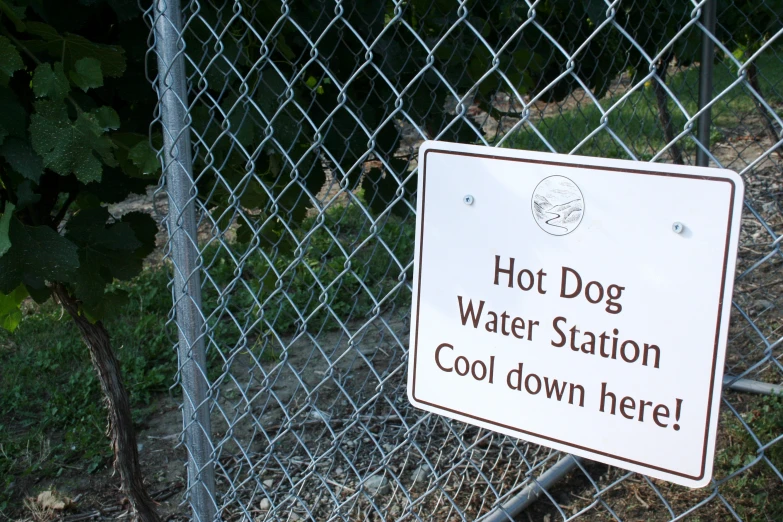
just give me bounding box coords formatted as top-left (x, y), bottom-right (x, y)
top-left (65, 207), bottom-right (147, 316)
top-left (75, 190), bottom-right (101, 210)
top-left (121, 211), bottom-right (157, 260)
top-left (15, 180), bottom-right (41, 210)
top-left (127, 140), bottom-right (160, 176)
top-left (30, 100), bottom-right (117, 183)
top-left (0, 284), bottom-right (27, 332)
top-left (0, 1), bottom-right (26, 32)
top-left (82, 287), bottom-right (128, 322)
top-left (0, 36), bottom-right (23, 77)
top-left (71, 265), bottom-right (108, 319)
top-left (276, 34), bottom-right (296, 61)
top-left (32, 62), bottom-right (70, 99)
top-left (69, 57), bottom-right (103, 91)
top-left (220, 93), bottom-right (255, 148)
top-left (21, 21), bottom-right (60, 41)
top-left (586, 0), bottom-right (609, 24)
top-left (111, 133), bottom-right (160, 178)
top-left (255, 72), bottom-right (288, 115)
top-left (86, 167), bottom-right (148, 204)
top-left (107, 0), bottom-right (139, 21)
top-left (361, 158), bottom-right (412, 217)
top-left (0, 201), bottom-right (14, 258)
top-left (66, 207), bottom-right (141, 254)
top-left (0, 138), bottom-right (44, 183)
top-left (91, 106), bottom-right (120, 131)
top-left (23, 22), bottom-right (126, 77)
top-left (0, 217), bottom-right (79, 293)
top-left (0, 87), bottom-right (27, 144)
top-left (24, 278), bottom-right (50, 303)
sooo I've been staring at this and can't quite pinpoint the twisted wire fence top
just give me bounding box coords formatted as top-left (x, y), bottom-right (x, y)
top-left (148, 0), bottom-right (783, 520)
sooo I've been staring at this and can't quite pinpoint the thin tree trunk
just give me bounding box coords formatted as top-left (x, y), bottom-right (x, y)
top-left (53, 285), bottom-right (161, 522)
top-left (654, 57), bottom-right (684, 165)
top-left (747, 61), bottom-right (782, 158)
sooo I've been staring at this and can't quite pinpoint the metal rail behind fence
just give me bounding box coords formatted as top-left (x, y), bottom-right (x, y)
top-left (147, 0), bottom-right (783, 520)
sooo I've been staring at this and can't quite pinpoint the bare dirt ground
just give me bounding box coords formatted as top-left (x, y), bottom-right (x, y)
top-left (7, 401), bottom-right (189, 522)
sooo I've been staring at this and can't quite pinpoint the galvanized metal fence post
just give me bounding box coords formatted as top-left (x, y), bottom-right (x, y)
top-left (152, 1), bottom-right (216, 520)
top-left (697, 0), bottom-right (717, 167)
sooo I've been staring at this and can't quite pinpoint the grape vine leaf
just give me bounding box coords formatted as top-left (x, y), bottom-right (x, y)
top-left (106, 0), bottom-right (140, 21)
top-left (120, 211), bottom-right (158, 260)
top-left (92, 106), bottom-right (120, 131)
top-left (0, 202), bottom-right (14, 258)
top-left (30, 100), bottom-right (117, 183)
top-left (0, 137), bottom-right (44, 183)
top-left (65, 207), bottom-right (155, 316)
top-left (32, 62), bottom-right (70, 100)
top-left (15, 180), bottom-right (41, 210)
top-left (0, 36), bottom-right (23, 78)
top-left (69, 57), bottom-right (103, 91)
top-left (0, 87), bottom-right (27, 145)
top-left (0, 217), bottom-right (79, 294)
top-left (23, 22), bottom-right (126, 77)
top-left (127, 140), bottom-right (160, 176)
top-left (0, 284), bottom-right (28, 332)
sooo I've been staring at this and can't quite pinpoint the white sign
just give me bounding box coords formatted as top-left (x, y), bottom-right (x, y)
top-left (407, 141), bottom-right (744, 488)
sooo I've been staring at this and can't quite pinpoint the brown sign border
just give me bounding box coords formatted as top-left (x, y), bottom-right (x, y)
top-left (411, 147), bottom-right (738, 482)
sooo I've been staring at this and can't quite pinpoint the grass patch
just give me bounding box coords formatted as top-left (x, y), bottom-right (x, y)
top-left (506, 51), bottom-right (783, 159)
top-left (200, 202), bottom-right (415, 375)
top-left (712, 394), bottom-right (783, 521)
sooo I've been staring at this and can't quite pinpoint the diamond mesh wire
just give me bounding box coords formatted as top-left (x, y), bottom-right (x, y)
top-left (147, 0), bottom-right (783, 520)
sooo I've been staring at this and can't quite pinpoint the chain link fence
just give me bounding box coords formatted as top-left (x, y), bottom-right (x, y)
top-left (147, 0), bottom-right (783, 519)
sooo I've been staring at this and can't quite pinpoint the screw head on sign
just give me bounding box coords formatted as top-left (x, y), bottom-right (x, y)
top-left (463, 195), bottom-right (474, 206)
top-left (672, 222), bottom-right (684, 234)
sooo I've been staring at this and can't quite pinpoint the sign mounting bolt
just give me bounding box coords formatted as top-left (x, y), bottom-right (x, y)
top-left (672, 222), bottom-right (684, 234)
top-left (463, 195), bottom-right (474, 206)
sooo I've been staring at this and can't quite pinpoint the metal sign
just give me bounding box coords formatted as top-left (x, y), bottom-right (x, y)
top-left (407, 141), bottom-right (744, 487)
